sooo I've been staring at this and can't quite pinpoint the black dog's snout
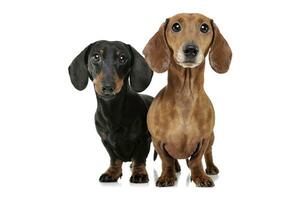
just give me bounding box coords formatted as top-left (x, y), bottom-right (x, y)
top-left (102, 83), bottom-right (115, 95)
top-left (183, 44), bottom-right (199, 58)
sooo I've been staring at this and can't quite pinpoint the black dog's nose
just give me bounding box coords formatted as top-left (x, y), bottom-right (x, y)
top-left (102, 84), bottom-right (115, 95)
top-left (183, 44), bottom-right (199, 58)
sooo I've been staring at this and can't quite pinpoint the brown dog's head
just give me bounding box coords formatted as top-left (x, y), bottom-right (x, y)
top-left (143, 13), bottom-right (232, 73)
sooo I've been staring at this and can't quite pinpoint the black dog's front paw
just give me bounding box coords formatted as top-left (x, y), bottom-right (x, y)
top-left (130, 173), bottom-right (149, 183)
top-left (99, 173), bottom-right (122, 182)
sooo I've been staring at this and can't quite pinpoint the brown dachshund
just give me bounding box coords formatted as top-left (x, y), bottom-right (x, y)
top-left (143, 13), bottom-right (232, 187)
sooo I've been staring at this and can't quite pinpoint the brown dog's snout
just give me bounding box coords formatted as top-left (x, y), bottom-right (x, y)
top-left (183, 43), bottom-right (199, 59)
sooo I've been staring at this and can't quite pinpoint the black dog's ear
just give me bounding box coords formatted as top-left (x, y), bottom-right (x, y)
top-left (128, 45), bottom-right (153, 92)
top-left (68, 43), bottom-right (93, 90)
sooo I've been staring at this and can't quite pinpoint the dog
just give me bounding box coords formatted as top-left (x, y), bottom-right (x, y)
top-left (68, 40), bottom-right (153, 183)
top-left (143, 13), bottom-right (232, 187)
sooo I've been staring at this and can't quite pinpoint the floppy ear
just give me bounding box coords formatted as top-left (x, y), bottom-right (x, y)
top-left (68, 44), bottom-right (93, 90)
top-left (128, 45), bottom-right (153, 92)
top-left (209, 21), bottom-right (232, 74)
top-left (143, 19), bottom-right (170, 73)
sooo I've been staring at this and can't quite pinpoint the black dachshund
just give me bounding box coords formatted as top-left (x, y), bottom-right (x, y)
top-left (68, 41), bottom-right (153, 183)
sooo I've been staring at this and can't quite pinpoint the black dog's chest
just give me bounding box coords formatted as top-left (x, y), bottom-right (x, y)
top-left (95, 114), bottom-right (146, 161)
top-left (102, 126), bottom-right (138, 144)
top-left (99, 127), bottom-right (140, 161)
top-left (96, 117), bottom-right (142, 141)
top-left (93, 91), bottom-right (151, 162)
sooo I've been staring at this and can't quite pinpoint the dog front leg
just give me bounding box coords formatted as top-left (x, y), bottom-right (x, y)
top-left (153, 140), bottom-right (177, 187)
top-left (205, 132), bottom-right (219, 175)
top-left (188, 139), bottom-right (215, 187)
top-left (99, 159), bottom-right (123, 182)
top-left (99, 140), bottom-right (123, 182)
top-left (130, 138), bottom-right (150, 183)
top-left (130, 161), bottom-right (149, 183)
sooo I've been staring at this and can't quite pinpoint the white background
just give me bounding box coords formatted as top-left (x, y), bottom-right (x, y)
top-left (1, 0), bottom-right (301, 199)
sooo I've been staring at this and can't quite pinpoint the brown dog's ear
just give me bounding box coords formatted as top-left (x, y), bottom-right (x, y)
top-left (209, 21), bottom-right (232, 74)
top-left (143, 19), bottom-right (170, 73)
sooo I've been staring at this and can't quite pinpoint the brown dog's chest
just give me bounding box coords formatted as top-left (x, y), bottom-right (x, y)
top-left (163, 120), bottom-right (206, 159)
top-left (147, 89), bottom-right (215, 159)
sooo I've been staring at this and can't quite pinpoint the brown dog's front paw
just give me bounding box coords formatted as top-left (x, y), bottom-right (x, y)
top-left (156, 175), bottom-right (176, 187)
top-left (99, 173), bottom-right (122, 182)
top-left (206, 165), bottom-right (219, 175)
top-left (130, 173), bottom-right (149, 183)
top-left (192, 175), bottom-right (214, 187)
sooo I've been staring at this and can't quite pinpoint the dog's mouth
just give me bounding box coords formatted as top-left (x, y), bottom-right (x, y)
top-left (178, 61), bottom-right (200, 68)
top-left (175, 56), bottom-right (199, 68)
top-left (183, 60), bottom-right (197, 64)
top-left (99, 93), bottom-right (116, 100)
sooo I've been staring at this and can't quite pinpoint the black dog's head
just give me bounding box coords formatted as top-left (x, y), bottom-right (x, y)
top-left (68, 41), bottom-right (153, 100)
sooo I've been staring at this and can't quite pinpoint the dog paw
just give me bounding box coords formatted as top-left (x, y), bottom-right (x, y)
top-left (156, 175), bottom-right (176, 187)
top-left (130, 173), bottom-right (149, 183)
top-left (99, 173), bottom-right (122, 182)
top-left (192, 175), bottom-right (215, 187)
top-left (206, 165), bottom-right (219, 175)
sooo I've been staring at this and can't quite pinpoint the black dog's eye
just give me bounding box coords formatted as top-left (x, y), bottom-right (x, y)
top-left (200, 23), bottom-right (209, 33)
top-left (92, 54), bottom-right (100, 61)
top-left (172, 23), bottom-right (181, 32)
top-left (119, 55), bottom-right (127, 64)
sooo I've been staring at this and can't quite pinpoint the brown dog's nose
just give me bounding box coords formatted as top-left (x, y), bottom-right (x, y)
top-left (183, 44), bottom-right (199, 59)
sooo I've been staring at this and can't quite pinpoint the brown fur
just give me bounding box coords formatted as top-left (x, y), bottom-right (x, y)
top-left (143, 13), bottom-right (232, 187)
top-left (99, 160), bottom-right (123, 182)
top-left (93, 72), bottom-right (104, 95)
top-left (143, 21), bottom-right (170, 73)
top-left (130, 161), bottom-right (149, 183)
top-left (114, 74), bottom-right (124, 94)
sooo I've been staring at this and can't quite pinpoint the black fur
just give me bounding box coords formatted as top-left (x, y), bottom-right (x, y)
top-left (68, 40), bottom-right (153, 176)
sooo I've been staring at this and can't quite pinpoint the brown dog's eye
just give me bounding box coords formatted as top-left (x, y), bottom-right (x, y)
top-left (119, 55), bottom-right (127, 64)
top-left (172, 23), bottom-right (181, 32)
top-left (200, 23), bottom-right (209, 33)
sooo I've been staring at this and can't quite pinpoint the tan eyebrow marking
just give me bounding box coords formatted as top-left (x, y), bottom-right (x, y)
top-left (178, 17), bottom-right (184, 23)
